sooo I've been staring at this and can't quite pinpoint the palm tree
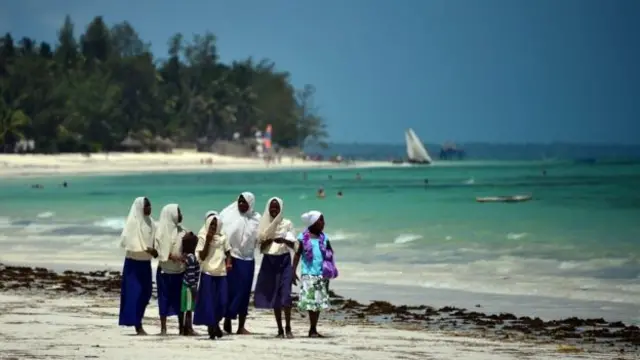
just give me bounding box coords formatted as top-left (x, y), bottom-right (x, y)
top-left (0, 97), bottom-right (31, 152)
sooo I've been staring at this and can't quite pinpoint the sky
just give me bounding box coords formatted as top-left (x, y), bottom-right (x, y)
top-left (2, 0), bottom-right (639, 145)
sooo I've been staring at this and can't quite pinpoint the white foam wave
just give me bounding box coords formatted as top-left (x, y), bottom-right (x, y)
top-left (506, 232), bottom-right (528, 240)
top-left (326, 230), bottom-right (360, 241)
top-left (375, 233), bottom-right (423, 248)
top-left (93, 217), bottom-right (126, 231)
top-left (36, 211), bottom-right (55, 219)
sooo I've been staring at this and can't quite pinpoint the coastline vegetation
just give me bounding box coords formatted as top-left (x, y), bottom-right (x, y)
top-left (0, 15), bottom-right (327, 153)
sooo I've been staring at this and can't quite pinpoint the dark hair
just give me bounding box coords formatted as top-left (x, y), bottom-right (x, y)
top-left (182, 232), bottom-right (198, 254)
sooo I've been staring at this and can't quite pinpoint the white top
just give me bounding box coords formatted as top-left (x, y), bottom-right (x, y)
top-left (154, 204), bottom-right (186, 274)
top-left (196, 215), bottom-right (232, 276)
top-left (262, 219), bottom-right (296, 255)
top-left (120, 197), bottom-right (155, 260)
top-left (219, 192), bottom-right (261, 261)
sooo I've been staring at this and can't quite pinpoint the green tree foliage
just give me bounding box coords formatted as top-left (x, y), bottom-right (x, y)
top-left (0, 15), bottom-right (327, 153)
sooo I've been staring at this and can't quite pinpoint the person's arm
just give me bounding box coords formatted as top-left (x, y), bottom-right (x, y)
top-left (198, 232), bottom-right (214, 261)
top-left (291, 239), bottom-right (303, 285)
top-left (224, 237), bottom-right (232, 269)
top-left (259, 238), bottom-right (273, 252)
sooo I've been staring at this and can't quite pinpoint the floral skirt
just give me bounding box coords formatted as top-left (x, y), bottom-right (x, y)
top-left (297, 274), bottom-right (330, 312)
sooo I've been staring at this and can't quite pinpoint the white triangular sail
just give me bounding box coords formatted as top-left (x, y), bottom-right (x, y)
top-left (405, 130), bottom-right (416, 160)
top-left (405, 128), bottom-right (432, 163)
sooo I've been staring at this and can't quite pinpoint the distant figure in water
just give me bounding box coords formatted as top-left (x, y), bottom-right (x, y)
top-left (62, 181), bottom-right (68, 188)
top-left (328, 175), bottom-right (333, 180)
top-left (337, 191), bottom-right (343, 198)
top-left (302, 172), bottom-right (308, 180)
top-left (31, 184), bottom-right (43, 189)
top-left (424, 179), bottom-right (429, 185)
top-left (316, 188), bottom-right (325, 199)
top-left (355, 173), bottom-right (361, 180)
top-left (542, 170), bottom-right (547, 176)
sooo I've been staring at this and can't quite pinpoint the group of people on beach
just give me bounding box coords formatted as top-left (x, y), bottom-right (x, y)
top-left (117, 192), bottom-right (338, 340)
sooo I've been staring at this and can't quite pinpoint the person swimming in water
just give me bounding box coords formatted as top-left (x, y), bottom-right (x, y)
top-left (316, 188), bottom-right (325, 199)
top-left (337, 191), bottom-right (343, 198)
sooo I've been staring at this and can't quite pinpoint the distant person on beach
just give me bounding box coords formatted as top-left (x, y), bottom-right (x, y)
top-left (118, 197), bottom-right (158, 335)
top-left (194, 213), bottom-right (231, 339)
top-left (180, 232), bottom-right (199, 336)
top-left (293, 211), bottom-right (338, 338)
top-left (254, 197), bottom-right (297, 338)
top-left (154, 204), bottom-right (188, 336)
top-left (220, 192), bottom-right (261, 335)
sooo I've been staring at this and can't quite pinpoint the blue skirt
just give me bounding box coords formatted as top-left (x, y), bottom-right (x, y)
top-left (118, 258), bottom-right (152, 327)
top-left (225, 257), bottom-right (255, 319)
top-left (194, 274), bottom-right (228, 326)
top-left (156, 270), bottom-right (183, 317)
top-left (254, 253), bottom-right (293, 309)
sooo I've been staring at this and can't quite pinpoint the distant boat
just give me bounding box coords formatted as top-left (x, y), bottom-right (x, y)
top-left (405, 128), bottom-right (432, 164)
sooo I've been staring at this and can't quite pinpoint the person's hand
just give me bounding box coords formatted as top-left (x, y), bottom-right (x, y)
top-left (146, 248), bottom-right (158, 258)
top-left (292, 273), bottom-right (299, 286)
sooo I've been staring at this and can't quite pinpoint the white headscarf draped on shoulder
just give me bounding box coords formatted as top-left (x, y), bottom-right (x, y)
top-left (120, 197), bottom-right (156, 252)
top-left (257, 197), bottom-right (292, 241)
top-left (219, 192), bottom-right (260, 250)
top-left (155, 204), bottom-right (182, 261)
top-left (301, 210), bottom-right (323, 229)
top-left (197, 210), bottom-right (219, 240)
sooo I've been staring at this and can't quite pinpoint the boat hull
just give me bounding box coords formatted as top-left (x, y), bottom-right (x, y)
top-left (407, 159), bottom-right (431, 165)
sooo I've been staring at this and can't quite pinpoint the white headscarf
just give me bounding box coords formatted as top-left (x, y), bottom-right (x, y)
top-left (155, 204), bottom-right (181, 262)
top-left (197, 210), bottom-right (219, 240)
top-left (220, 192), bottom-right (260, 251)
top-left (120, 197), bottom-right (156, 252)
top-left (257, 197), bottom-right (287, 241)
top-left (301, 210), bottom-right (322, 228)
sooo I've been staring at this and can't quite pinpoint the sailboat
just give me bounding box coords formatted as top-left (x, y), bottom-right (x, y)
top-left (405, 128), bottom-right (432, 164)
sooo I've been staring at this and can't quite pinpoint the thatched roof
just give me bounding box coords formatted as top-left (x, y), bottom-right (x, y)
top-left (120, 136), bottom-right (143, 148)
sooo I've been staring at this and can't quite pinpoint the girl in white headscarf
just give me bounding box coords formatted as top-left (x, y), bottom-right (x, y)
top-left (118, 197), bottom-right (157, 335)
top-left (292, 210), bottom-right (336, 338)
top-left (253, 197), bottom-right (297, 338)
top-left (219, 191), bottom-right (261, 335)
top-left (154, 203), bottom-right (189, 336)
top-left (193, 213), bottom-right (232, 339)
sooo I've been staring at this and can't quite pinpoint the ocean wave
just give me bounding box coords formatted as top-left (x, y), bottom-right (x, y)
top-left (36, 211), bottom-right (55, 219)
top-left (375, 233), bottom-right (423, 248)
top-left (93, 217), bottom-right (126, 231)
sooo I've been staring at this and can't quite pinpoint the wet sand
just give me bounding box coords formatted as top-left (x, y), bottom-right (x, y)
top-left (0, 264), bottom-right (637, 359)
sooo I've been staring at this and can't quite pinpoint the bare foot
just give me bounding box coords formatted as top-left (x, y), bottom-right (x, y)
top-left (159, 329), bottom-right (168, 336)
top-left (308, 331), bottom-right (324, 338)
top-left (285, 326), bottom-right (294, 339)
top-left (236, 328), bottom-right (252, 335)
top-left (135, 327), bottom-right (148, 336)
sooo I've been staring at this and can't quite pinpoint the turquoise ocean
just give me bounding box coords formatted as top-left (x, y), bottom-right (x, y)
top-left (1, 161), bottom-right (639, 322)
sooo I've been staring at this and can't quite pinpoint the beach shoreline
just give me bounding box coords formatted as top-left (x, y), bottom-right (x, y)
top-left (0, 152), bottom-right (391, 179)
top-left (0, 263), bottom-right (637, 359)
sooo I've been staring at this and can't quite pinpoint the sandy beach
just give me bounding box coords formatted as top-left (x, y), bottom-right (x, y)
top-left (0, 151), bottom-right (388, 178)
top-left (0, 265), bottom-right (637, 360)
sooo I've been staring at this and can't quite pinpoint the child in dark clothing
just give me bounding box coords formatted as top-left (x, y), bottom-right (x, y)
top-left (181, 232), bottom-right (200, 336)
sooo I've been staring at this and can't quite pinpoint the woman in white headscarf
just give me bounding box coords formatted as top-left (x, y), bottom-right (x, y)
top-left (292, 210), bottom-right (336, 338)
top-left (253, 197), bottom-right (297, 338)
top-left (118, 197), bottom-right (158, 335)
top-left (219, 191), bottom-right (261, 335)
top-left (154, 203), bottom-right (188, 336)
